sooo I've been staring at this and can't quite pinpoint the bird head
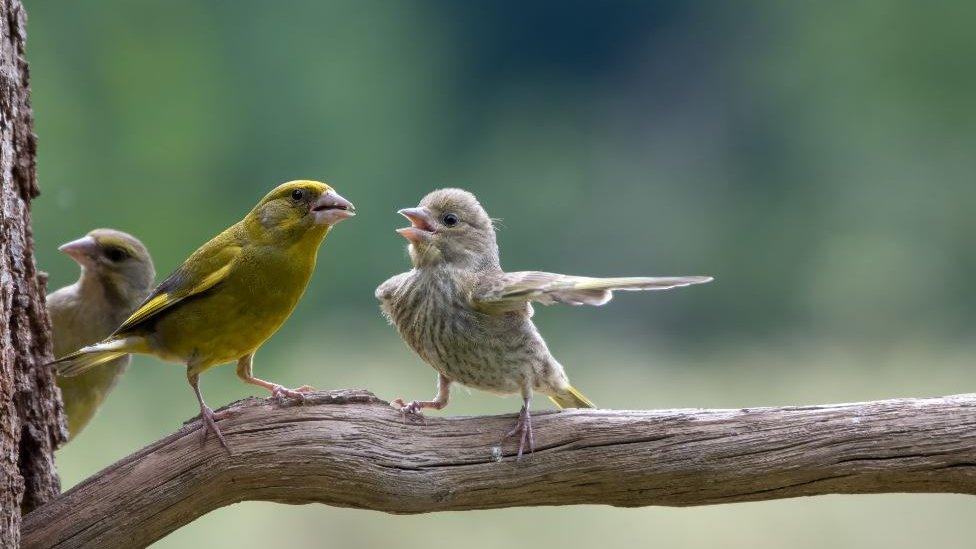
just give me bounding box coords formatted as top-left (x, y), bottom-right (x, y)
top-left (59, 228), bottom-right (156, 303)
top-left (397, 188), bottom-right (499, 269)
top-left (245, 180), bottom-right (355, 244)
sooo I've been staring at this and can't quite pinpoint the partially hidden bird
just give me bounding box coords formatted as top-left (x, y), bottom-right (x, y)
top-left (50, 180), bottom-right (355, 449)
top-left (48, 229), bottom-right (155, 440)
top-left (376, 188), bottom-right (711, 458)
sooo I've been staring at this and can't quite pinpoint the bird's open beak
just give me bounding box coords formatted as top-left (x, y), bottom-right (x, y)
top-left (58, 235), bottom-right (98, 266)
top-left (313, 190), bottom-right (356, 226)
top-left (397, 207), bottom-right (435, 244)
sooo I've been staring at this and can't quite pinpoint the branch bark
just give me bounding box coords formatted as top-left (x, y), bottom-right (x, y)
top-left (0, 0), bottom-right (64, 547)
top-left (22, 390), bottom-right (976, 548)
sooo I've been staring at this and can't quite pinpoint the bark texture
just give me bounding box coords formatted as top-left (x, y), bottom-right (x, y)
top-left (21, 390), bottom-right (976, 549)
top-left (0, 1), bottom-right (65, 547)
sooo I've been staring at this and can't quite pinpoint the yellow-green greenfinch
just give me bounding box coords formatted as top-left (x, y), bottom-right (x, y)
top-left (377, 188), bottom-right (711, 457)
top-left (47, 229), bottom-right (155, 440)
top-left (51, 180), bottom-right (355, 449)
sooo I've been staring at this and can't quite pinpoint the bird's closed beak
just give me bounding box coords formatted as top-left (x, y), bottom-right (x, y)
top-left (58, 235), bottom-right (98, 266)
top-left (397, 207), bottom-right (435, 243)
top-left (313, 190), bottom-right (356, 226)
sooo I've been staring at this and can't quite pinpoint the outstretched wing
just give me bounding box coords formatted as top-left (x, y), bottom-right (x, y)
top-left (112, 238), bottom-right (241, 335)
top-left (473, 271), bottom-right (712, 314)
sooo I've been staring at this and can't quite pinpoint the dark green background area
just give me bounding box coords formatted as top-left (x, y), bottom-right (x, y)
top-left (25, 1), bottom-right (976, 547)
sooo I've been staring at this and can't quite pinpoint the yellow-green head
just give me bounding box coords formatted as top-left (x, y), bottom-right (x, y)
top-left (243, 180), bottom-right (355, 246)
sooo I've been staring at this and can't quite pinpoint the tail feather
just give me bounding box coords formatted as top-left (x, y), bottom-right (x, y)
top-left (548, 385), bottom-right (596, 409)
top-left (48, 337), bottom-right (141, 377)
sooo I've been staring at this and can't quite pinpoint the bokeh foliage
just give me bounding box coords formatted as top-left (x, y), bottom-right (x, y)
top-left (25, 1), bottom-right (976, 547)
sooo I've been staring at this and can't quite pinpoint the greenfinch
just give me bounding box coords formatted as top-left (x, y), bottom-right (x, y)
top-left (51, 180), bottom-right (355, 449)
top-left (47, 229), bottom-right (155, 440)
top-left (377, 188), bottom-right (711, 458)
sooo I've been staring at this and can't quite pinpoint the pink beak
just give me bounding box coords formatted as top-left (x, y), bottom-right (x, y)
top-left (312, 190), bottom-right (356, 226)
top-left (58, 235), bottom-right (98, 266)
top-left (397, 207), bottom-right (435, 244)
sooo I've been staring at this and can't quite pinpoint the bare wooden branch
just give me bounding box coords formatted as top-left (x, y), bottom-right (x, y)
top-left (22, 390), bottom-right (976, 548)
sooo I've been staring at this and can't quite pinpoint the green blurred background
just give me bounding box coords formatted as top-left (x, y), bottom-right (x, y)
top-left (25, 1), bottom-right (976, 547)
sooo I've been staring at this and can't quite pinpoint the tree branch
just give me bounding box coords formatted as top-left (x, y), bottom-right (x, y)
top-left (21, 390), bottom-right (976, 548)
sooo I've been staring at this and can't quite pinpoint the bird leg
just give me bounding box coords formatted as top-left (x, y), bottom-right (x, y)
top-left (187, 372), bottom-right (230, 451)
top-left (236, 354), bottom-right (314, 402)
top-left (392, 374), bottom-right (452, 422)
top-left (503, 395), bottom-right (534, 459)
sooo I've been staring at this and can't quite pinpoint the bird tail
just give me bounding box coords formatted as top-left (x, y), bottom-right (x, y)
top-left (47, 337), bottom-right (141, 377)
top-left (548, 385), bottom-right (596, 409)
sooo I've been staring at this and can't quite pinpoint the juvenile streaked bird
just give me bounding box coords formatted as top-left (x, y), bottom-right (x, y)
top-left (50, 180), bottom-right (355, 449)
top-left (47, 229), bottom-right (155, 440)
top-left (376, 188), bottom-right (711, 458)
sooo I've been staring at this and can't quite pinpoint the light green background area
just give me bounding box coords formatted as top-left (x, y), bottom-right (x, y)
top-left (24, 1), bottom-right (976, 547)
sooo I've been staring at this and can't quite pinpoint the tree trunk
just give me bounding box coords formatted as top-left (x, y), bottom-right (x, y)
top-left (0, 0), bottom-right (65, 547)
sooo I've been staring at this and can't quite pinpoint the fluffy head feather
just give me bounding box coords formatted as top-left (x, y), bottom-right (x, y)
top-left (398, 188), bottom-right (499, 269)
top-left (61, 228), bottom-right (156, 306)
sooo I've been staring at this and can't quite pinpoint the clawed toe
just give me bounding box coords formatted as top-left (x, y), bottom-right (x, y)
top-left (502, 403), bottom-right (534, 460)
top-left (270, 384), bottom-right (310, 402)
top-left (198, 405), bottom-right (230, 451)
top-left (391, 398), bottom-right (427, 424)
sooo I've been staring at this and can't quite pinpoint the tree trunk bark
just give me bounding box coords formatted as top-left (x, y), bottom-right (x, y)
top-left (0, 0), bottom-right (64, 547)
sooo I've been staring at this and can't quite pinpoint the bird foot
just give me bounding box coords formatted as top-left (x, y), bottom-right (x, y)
top-left (391, 398), bottom-right (427, 425)
top-left (270, 384), bottom-right (314, 402)
top-left (502, 405), bottom-right (534, 460)
top-left (198, 405), bottom-right (231, 452)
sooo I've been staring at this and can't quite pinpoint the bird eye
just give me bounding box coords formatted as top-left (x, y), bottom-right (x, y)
top-left (291, 189), bottom-right (305, 201)
top-left (442, 213), bottom-right (459, 227)
top-left (104, 247), bottom-right (129, 262)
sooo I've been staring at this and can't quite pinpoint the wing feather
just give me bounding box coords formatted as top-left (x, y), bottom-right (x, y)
top-left (473, 272), bottom-right (712, 314)
top-left (112, 241), bottom-right (241, 335)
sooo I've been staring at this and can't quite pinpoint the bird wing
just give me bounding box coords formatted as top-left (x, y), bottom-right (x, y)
top-left (472, 271), bottom-right (712, 314)
top-left (112, 240), bottom-right (241, 335)
top-left (375, 272), bottom-right (412, 302)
